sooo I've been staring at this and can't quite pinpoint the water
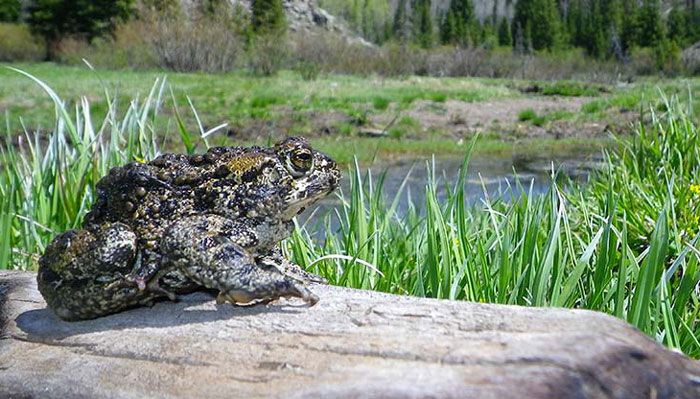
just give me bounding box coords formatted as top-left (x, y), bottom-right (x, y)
top-left (299, 153), bottom-right (602, 229)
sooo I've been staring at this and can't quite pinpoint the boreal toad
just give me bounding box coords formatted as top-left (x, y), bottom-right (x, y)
top-left (37, 137), bottom-right (340, 321)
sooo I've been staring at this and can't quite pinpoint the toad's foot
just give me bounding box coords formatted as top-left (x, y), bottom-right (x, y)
top-left (106, 271), bottom-right (178, 301)
top-left (214, 268), bottom-right (319, 307)
top-left (261, 246), bottom-right (328, 285)
top-left (162, 215), bottom-right (321, 308)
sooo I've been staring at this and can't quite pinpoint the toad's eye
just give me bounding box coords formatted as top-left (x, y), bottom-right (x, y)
top-left (287, 150), bottom-right (313, 176)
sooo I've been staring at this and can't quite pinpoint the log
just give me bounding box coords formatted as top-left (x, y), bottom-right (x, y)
top-left (1, 270), bottom-right (699, 399)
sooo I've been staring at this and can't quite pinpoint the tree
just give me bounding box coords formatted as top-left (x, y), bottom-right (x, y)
top-left (497, 17), bottom-right (512, 47)
top-left (440, 0), bottom-right (476, 46)
top-left (636, 0), bottom-right (665, 48)
top-left (0, 0), bottom-right (21, 22)
top-left (512, 0), bottom-right (562, 51)
top-left (28, 0), bottom-right (133, 59)
top-left (667, 6), bottom-right (688, 46)
top-left (250, 0), bottom-right (288, 76)
top-left (393, 0), bottom-right (410, 40)
top-left (620, 0), bottom-right (639, 51)
top-left (251, 0), bottom-right (287, 36)
top-left (412, 0), bottom-right (434, 48)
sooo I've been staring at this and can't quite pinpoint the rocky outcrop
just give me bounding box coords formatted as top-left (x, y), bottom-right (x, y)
top-left (682, 41), bottom-right (700, 74)
top-left (2, 270), bottom-right (700, 399)
top-left (178, 0), bottom-right (349, 34)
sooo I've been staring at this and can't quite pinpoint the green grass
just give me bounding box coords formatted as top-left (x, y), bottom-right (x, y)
top-left (372, 96), bottom-right (391, 110)
top-left (540, 81), bottom-right (604, 97)
top-left (2, 69), bottom-right (699, 358)
top-left (518, 109), bottom-right (573, 126)
top-left (518, 108), bottom-right (537, 121)
top-left (291, 95), bottom-right (700, 357)
top-left (0, 62), bottom-right (518, 138)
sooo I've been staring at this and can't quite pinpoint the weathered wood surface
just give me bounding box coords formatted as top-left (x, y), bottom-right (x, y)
top-left (1, 270), bottom-right (699, 399)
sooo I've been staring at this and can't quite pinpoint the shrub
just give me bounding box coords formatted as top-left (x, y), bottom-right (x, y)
top-left (582, 100), bottom-right (604, 114)
top-left (56, 20), bottom-right (158, 69)
top-left (531, 115), bottom-right (546, 126)
top-left (249, 34), bottom-right (289, 76)
top-left (541, 81), bottom-right (602, 97)
top-left (0, 23), bottom-right (46, 62)
top-left (295, 61), bottom-right (321, 81)
top-left (398, 116), bottom-right (420, 127)
top-left (372, 96), bottom-right (391, 110)
top-left (250, 95), bottom-right (284, 108)
top-left (388, 127), bottom-right (405, 138)
top-left (518, 108), bottom-right (537, 121)
top-left (430, 92), bottom-right (448, 103)
top-left (54, 6), bottom-right (246, 73)
top-left (147, 10), bottom-right (246, 73)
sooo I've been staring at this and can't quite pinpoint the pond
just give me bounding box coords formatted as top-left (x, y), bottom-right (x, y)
top-left (299, 152), bottom-right (603, 229)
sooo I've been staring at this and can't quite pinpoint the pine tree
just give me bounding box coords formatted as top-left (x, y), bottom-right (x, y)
top-left (582, 0), bottom-right (607, 58)
top-left (439, 0), bottom-right (476, 46)
top-left (497, 17), bottom-right (512, 47)
top-left (512, 0), bottom-right (562, 51)
top-left (251, 0), bottom-right (287, 36)
top-left (393, 0), bottom-right (409, 40)
top-left (362, 0), bottom-right (377, 42)
top-left (688, 1), bottom-right (700, 44)
top-left (636, 0), bottom-right (664, 47)
top-left (412, 0), bottom-right (434, 48)
top-left (28, 0), bottom-right (133, 59)
top-left (620, 0), bottom-right (639, 51)
top-left (0, 0), bottom-right (21, 22)
top-left (667, 6), bottom-right (688, 46)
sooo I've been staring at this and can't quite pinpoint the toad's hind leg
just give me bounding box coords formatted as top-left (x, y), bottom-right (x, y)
top-left (37, 223), bottom-right (154, 321)
top-left (162, 215), bottom-right (318, 306)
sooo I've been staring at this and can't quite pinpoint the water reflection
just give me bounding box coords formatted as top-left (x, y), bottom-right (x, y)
top-left (299, 154), bottom-right (602, 230)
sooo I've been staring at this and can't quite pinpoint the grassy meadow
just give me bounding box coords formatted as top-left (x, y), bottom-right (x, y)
top-left (4, 62), bottom-right (700, 164)
top-left (1, 64), bottom-right (699, 358)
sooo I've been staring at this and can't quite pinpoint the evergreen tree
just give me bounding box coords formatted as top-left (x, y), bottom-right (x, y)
top-left (439, 0), bottom-right (476, 46)
top-left (412, 0), bottom-right (434, 48)
top-left (0, 0), bottom-right (21, 22)
top-left (512, 0), bottom-right (561, 51)
top-left (480, 21), bottom-right (498, 49)
top-left (362, 0), bottom-right (377, 41)
top-left (28, 0), bottom-right (133, 59)
top-left (393, 0), bottom-right (410, 40)
top-left (348, 0), bottom-right (362, 31)
top-left (566, 0), bottom-right (584, 48)
top-left (582, 0), bottom-right (607, 58)
top-left (667, 6), bottom-right (688, 46)
top-left (251, 0), bottom-right (286, 36)
top-left (636, 0), bottom-right (665, 47)
top-left (620, 0), bottom-right (639, 51)
top-left (688, 1), bottom-right (700, 44)
top-left (497, 17), bottom-right (512, 47)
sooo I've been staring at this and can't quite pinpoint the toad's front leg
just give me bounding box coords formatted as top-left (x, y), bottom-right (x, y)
top-left (259, 245), bottom-right (328, 285)
top-left (161, 215), bottom-right (318, 306)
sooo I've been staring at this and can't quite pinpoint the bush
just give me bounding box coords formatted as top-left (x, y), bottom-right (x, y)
top-left (56, 20), bottom-right (157, 69)
top-left (290, 33), bottom-right (420, 77)
top-left (518, 108), bottom-right (537, 121)
top-left (249, 34), bottom-right (289, 76)
top-left (295, 61), bottom-right (321, 80)
top-left (147, 10), bottom-right (246, 73)
top-left (372, 96), bottom-right (391, 110)
top-left (55, 5), bottom-right (247, 73)
top-left (540, 81), bottom-right (602, 97)
top-left (0, 23), bottom-right (46, 62)
top-left (628, 48), bottom-right (657, 76)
